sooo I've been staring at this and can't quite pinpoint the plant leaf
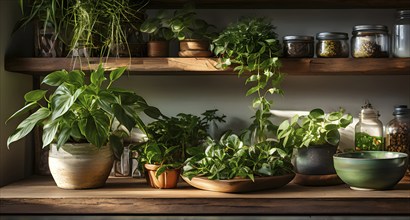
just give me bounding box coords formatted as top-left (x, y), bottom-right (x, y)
top-left (84, 110), bottom-right (110, 148)
top-left (91, 64), bottom-right (106, 88)
top-left (113, 103), bottom-right (136, 132)
top-left (5, 102), bottom-right (37, 124)
top-left (24, 90), bottom-right (47, 102)
top-left (109, 66), bottom-right (127, 83)
top-left (7, 108), bottom-right (51, 147)
top-left (42, 70), bottom-right (68, 86)
top-left (42, 121), bottom-right (59, 148)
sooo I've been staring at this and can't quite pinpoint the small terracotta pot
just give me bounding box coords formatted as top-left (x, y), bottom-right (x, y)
top-left (147, 41), bottom-right (169, 57)
top-left (144, 164), bottom-right (181, 189)
top-left (179, 39), bottom-right (209, 51)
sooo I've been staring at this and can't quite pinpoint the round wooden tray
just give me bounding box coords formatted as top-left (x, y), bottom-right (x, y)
top-left (292, 173), bottom-right (344, 186)
top-left (182, 173), bottom-right (295, 193)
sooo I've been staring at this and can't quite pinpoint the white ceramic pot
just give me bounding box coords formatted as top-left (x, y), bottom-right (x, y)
top-left (49, 143), bottom-right (114, 189)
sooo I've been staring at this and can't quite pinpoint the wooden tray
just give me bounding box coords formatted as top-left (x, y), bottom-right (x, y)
top-left (293, 173), bottom-right (344, 186)
top-left (182, 173), bottom-right (295, 193)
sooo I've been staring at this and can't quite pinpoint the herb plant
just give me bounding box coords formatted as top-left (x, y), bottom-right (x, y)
top-left (133, 110), bottom-right (225, 177)
top-left (6, 64), bottom-right (161, 159)
top-left (276, 108), bottom-right (353, 148)
top-left (183, 132), bottom-right (293, 181)
top-left (212, 17), bottom-right (283, 143)
top-left (140, 10), bottom-right (174, 41)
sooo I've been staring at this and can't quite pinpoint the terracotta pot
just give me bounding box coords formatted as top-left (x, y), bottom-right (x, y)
top-left (179, 39), bottom-right (210, 51)
top-left (147, 41), bottom-right (169, 57)
top-left (293, 144), bottom-right (338, 175)
top-left (144, 164), bottom-right (180, 189)
top-left (48, 143), bottom-right (114, 189)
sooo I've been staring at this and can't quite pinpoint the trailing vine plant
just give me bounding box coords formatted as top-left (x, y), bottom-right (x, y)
top-left (212, 17), bottom-right (283, 143)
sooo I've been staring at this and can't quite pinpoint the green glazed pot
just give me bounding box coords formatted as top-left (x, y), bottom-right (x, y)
top-left (333, 151), bottom-right (408, 190)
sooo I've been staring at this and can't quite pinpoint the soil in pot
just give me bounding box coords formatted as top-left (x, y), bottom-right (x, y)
top-left (48, 143), bottom-right (114, 189)
top-left (144, 164), bottom-right (180, 189)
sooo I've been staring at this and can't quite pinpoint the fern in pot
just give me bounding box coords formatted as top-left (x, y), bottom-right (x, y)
top-left (276, 108), bottom-right (353, 185)
top-left (6, 64), bottom-right (161, 189)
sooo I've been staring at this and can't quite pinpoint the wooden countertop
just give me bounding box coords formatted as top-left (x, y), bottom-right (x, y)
top-left (1, 175), bottom-right (409, 215)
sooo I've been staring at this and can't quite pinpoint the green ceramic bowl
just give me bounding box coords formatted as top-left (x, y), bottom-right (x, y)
top-left (333, 151), bottom-right (408, 190)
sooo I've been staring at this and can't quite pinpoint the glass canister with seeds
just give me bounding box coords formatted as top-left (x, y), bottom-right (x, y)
top-left (316, 32), bottom-right (349, 58)
top-left (283, 35), bottom-right (314, 58)
top-left (386, 105), bottom-right (410, 154)
top-left (351, 25), bottom-right (390, 58)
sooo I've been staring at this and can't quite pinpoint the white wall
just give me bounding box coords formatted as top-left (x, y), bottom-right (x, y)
top-left (1, 5), bottom-right (409, 185)
top-left (0, 0), bottom-right (33, 186)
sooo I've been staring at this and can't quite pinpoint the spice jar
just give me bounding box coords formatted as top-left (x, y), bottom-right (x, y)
top-left (351, 25), bottom-right (390, 58)
top-left (355, 101), bottom-right (384, 151)
top-left (283, 35), bottom-right (314, 58)
top-left (393, 10), bottom-right (410, 58)
top-left (316, 32), bottom-right (349, 58)
top-left (386, 105), bottom-right (410, 155)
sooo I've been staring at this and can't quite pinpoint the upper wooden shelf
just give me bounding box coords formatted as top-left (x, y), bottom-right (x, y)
top-left (1, 175), bottom-right (409, 215)
top-left (147, 0), bottom-right (410, 9)
top-left (4, 57), bottom-right (410, 76)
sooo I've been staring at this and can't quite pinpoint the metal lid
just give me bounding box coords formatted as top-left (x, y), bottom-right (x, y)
top-left (393, 105), bottom-right (410, 116)
top-left (397, 10), bottom-right (410, 18)
top-left (352, 25), bottom-right (388, 32)
top-left (316, 32), bottom-right (348, 40)
top-left (283, 35), bottom-right (314, 41)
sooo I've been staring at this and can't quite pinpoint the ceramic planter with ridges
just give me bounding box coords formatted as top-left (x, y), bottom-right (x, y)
top-left (144, 164), bottom-right (180, 189)
top-left (49, 143), bottom-right (114, 189)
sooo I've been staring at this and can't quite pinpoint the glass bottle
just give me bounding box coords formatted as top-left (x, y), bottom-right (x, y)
top-left (393, 10), bottom-right (410, 58)
top-left (316, 32), bottom-right (349, 58)
top-left (386, 105), bottom-right (410, 154)
top-left (355, 101), bottom-right (384, 151)
top-left (351, 25), bottom-right (390, 58)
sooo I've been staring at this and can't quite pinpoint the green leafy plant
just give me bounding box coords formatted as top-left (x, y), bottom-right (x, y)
top-left (133, 110), bottom-right (225, 177)
top-left (139, 10), bottom-right (174, 41)
top-left (183, 132), bottom-right (293, 181)
top-left (6, 64), bottom-right (161, 159)
top-left (276, 108), bottom-right (353, 148)
top-left (169, 4), bottom-right (217, 41)
top-left (212, 17), bottom-right (283, 143)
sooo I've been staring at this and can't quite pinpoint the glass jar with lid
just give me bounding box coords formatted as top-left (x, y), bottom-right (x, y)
top-left (392, 10), bottom-right (410, 58)
top-left (283, 35), bottom-right (314, 58)
top-left (316, 32), bottom-right (349, 58)
top-left (386, 105), bottom-right (410, 154)
top-left (351, 25), bottom-right (390, 58)
top-left (355, 101), bottom-right (384, 151)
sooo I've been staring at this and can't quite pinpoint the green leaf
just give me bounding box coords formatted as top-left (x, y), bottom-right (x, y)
top-left (144, 106), bottom-right (162, 119)
top-left (309, 108), bottom-right (325, 119)
top-left (171, 19), bottom-right (184, 32)
top-left (140, 18), bottom-right (161, 33)
top-left (328, 112), bottom-right (342, 121)
top-left (325, 129), bottom-right (340, 146)
top-left (67, 70), bottom-right (85, 87)
top-left (113, 103), bottom-right (136, 132)
top-left (340, 115), bottom-right (353, 128)
top-left (246, 85), bottom-right (261, 96)
top-left (42, 121), bottom-right (59, 148)
top-left (7, 108), bottom-right (51, 147)
top-left (6, 102), bottom-right (37, 124)
top-left (50, 86), bottom-right (82, 120)
top-left (57, 127), bottom-right (71, 150)
top-left (155, 166), bottom-right (167, 178)
top-left (109, 66), bottom-right (127, 83)
top-left (42, 70), bottom-right (68, 86)
top-left (24, 90), bottom-right (47, 102)
top-left (324, 124), bottom-right (338, 131)
top-left (91, 64), bottom-right (106, 88)
top-left (84, 110), bottom-right (110, 148)
top-left (164, 145), bottom-right (180, 157)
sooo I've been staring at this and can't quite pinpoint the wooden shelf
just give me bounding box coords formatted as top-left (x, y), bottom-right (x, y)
top-left (1, 175), bottom-right (409, 215)
top-left (147, 0), bottom-right (410, 9)
top-left (5, 57), bottom-right (410, 76)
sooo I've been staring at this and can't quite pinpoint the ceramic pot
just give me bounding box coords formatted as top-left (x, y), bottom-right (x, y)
top-left (144, 164), bottom-right (180, 189)
top-left (178, 39), bottom-right (212, 57)
top-left (147, 41), bottom-right (169, 57)
top-left (293, 144), bottom-right (338, 175)
top-left (48, 143), bottom-right (114, 189)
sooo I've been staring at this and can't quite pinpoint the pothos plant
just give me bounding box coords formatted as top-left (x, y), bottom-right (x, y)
top-left (212, 17), bottom-right (283, 143)
top-left (276, 108), bottom-right (353, 149)
top-left (6, 64), bottom-right (161, 159)
top-left (183, 132), bottom-right (293, 181)
top-left (133, 110), bottom-right (226, 177)
top-left (139, 10), bottom-right (174, 41)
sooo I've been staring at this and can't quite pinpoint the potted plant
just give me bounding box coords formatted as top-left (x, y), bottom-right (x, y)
top-left (212, 17), bottom-right (283, 144)
top-left (14, 0), bottom-right (66, 57)
top-left (140, 10), bottom-right (174, 57)
top-left (276, 108), bottom-right (353, 185)
top-left (133, 110), bottom-right (225, 189)
top-left (6, 64), bottom-right (161, 189)
top-left (182, 132), bottom-right (295, 193)
top-left (169, 4), bottom-right (217, 57)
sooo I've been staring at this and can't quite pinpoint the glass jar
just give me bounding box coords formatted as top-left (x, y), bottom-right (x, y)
top-left (283, 35), bottom-right (314, 58)
top-left (316, 32), bottom-right (349, 58)
top-left (386, 105), bottom-right (410, 154)
top-left (355, 101), bottom-right (384, 151)
top-left (351, 25), bottom-right (390, 58)
top-left (393, 10), bottom-right (410, 58)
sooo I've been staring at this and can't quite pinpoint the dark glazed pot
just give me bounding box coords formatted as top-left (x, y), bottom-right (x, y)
top-left (293, 144), bottom-right (338, 175)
